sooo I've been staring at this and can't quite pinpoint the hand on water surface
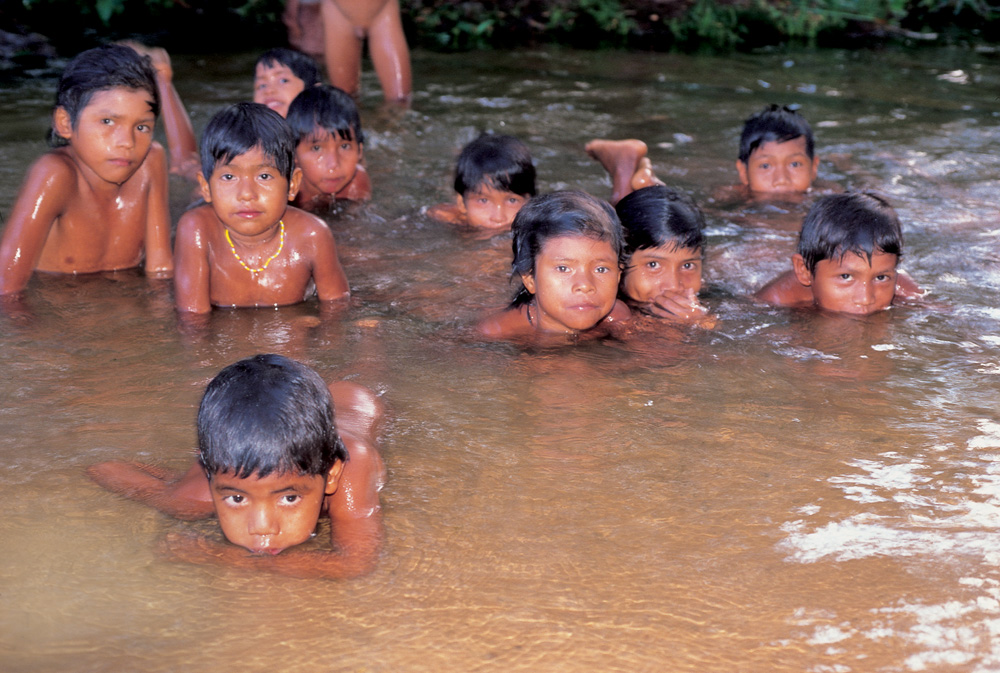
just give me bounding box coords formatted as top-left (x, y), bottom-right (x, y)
top-left (641, 288), bottom-right (711, 325)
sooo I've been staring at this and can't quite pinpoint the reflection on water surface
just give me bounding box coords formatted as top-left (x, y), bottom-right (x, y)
top-left (1, 46), bottom-right (1000, 671)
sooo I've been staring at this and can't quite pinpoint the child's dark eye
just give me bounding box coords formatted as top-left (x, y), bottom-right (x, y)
top-left (137, 124), bottom-right (151, 133)
top-left (682, 262), bottom-right (694, 270)
top-left (341, 143), bottom-right (352, 151)
top-left (759, 162), bottom-right (770, 169)
top-left (220, 173), bottom-right (235, 181)
top-left (839, 273), bottom-right (852, 280)
top-left (556, 265), bottom-right (570, 272)
top-left (791, 161), bottom-right (802, 168)
top-left (225, 494), bottom-right (245, 504)
top-left (282, 495), bottom-right (301, 504)
top-left (596, 266), bottom-right (610, 274)
top-left (312, 145), bottom-right (322, 152)
top-left (507, 197), bottom-right (521, 205)
top-left (647, 261), bottom-right (660, 270)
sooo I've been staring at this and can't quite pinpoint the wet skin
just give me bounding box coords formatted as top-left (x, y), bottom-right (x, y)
top-left (174, 146), bottom-right (349, 312)
top-left (736, 136), bottom-right (819, 195)
top-left (294, 128), bottom-right (370, 208)
top-left (210, 468), bottom-right (341, 555)
top-left (794, 250), bottom-right (899, 315)
top-left (0, 87), bottom-right (173, 294)
top-left (623, 245), bottom-right (707, 321)
top-left (521, 235), bottom-right (622, 333)
top-left (252, 63), bottom-right (306, 118)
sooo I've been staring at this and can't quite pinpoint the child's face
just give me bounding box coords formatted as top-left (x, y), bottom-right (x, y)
top-left (253, 63), bottom-right (306, 118)
top-left (794, 250), bottom-right (899, 315)
top-left (459, 185), bottom-right (529, 229)
top-left (295, 129), bottom-right (362, 197)
top-left (623, 245), bottom-right (702, 303)
top-left (54, 87), bottom-right (157, 186)
top-left (521, 235), bottom-right (620, 333)
top-left (210, 466), bottom-right (341, 554)
top-left (198, 145), bottom-right (302, 239)
top-left (737, 136), bottom-right (818, 194)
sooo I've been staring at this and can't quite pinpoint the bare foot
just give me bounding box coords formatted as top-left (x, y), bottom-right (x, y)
top-left (585, 139), bottom-right (648, 204)
top-left (630, 157), bottom-right (664, 192)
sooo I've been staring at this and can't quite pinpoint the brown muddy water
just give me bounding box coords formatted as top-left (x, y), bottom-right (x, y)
top-left (1, 46), bottom-right (1000, 672)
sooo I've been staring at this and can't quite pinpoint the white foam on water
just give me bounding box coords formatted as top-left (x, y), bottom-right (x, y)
top-left (780, 420), bottom-right (1000, 669)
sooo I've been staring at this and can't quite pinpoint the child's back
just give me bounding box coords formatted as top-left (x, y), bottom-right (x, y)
top-left (0, 44), bottom-right (173, 295)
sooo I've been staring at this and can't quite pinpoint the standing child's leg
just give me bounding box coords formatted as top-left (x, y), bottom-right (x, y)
top-left (321, 0), bottom-right (365, 97)
top-left (366, 0), bottom-right (412, 103)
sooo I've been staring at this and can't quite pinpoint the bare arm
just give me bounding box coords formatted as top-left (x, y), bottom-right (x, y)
top-left (895, 270), bottom-right (924, 302)
top-left (122, 42), bottom-right (199, 180)
top-left (143, 143), bottom-right (174, 278)
top-left (87, 460), bottom-right (215, 520)
top-left (173, 211), bottom-right (213, 313)
top-left (0, 154), bottom-right (72, 295)
top-left (754, 270), bottom-right (813, 307)
top-left (303, 211), bottom-right (350, 302)
top-left (338, 164), bottom-right (372, 201)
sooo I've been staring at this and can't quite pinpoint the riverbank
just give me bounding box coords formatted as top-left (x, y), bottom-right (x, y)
top-left (1, 0), bottom-right (997, 79)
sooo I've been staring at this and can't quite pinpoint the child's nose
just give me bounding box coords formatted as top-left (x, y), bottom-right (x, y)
top-left (856, 281), bottom-right (876, 307)
top-left (659, 266), bottom-right (681, 292)
top-left (248, 506), bottom-right (279, 536)
top-left (773, 164), bottom-right (790, 185)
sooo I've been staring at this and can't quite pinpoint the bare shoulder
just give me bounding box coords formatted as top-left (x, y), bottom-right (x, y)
top-left (175, 203), bottom-right (217, 236)
top-left (427, 202), bottom-right (467, 226)
top-left (476, 305), bottom-right (529, 340)
top-left (29, 149), bottom-right (79, 187)
top-left (895, 270), bottom-right (924, 302)
top-left (329, 381), bottom-right (384, 443)
top-left (284, 205), bottom-right (333, 236)
top-left (605, 299), bottom-right (632, 324)
top-left (755, 270), bottom-right (813, 307)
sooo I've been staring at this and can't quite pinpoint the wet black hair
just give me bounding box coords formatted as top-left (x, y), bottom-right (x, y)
top-left (738, 104), bottom-right (814, 164)
top-left (615, 185), bottom-right (705, 259)
top-left (797, 192), bottom-right (903, 274)
top-left (197, 354), bottom-right (348, 480)
top-left (50, 44), bottom-right (159, 147)
top-left (199, 102), bottom-right (297, 182)
top-left (509, 190), bottom-right (624, 307)
top-left (286, 84), bottom-right (364, 145)
top-left (255, 48), bottom-right (322, 89)
top-left (454, 134), bottom-right (536, 198)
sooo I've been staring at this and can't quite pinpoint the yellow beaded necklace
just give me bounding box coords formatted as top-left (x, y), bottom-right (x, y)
top-left (225, 221), bottom-right (285, 274)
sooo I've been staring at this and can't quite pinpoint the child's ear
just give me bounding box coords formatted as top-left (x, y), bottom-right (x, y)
top-left (196, 172), bottom-right (213, 203)
top-left (288, 166), bottom-right (303, 202)
top-left (455, 193), bottom-right (467, 214)
top-left (324, 460), bottom-right (345, 496)
top-left (810, 154), bottom-right (820, 179)
top-left (52, 107), bottom-right (73, 140)
top-left (521, 272), bottom-right (537, 295)
top-left (792, 254), bottom-right (813, 287)
top-left (735, 160), bottom-right (749, 187)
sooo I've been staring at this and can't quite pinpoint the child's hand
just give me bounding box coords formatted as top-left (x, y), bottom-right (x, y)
top-left (119, 41), bottom-right (173, 81)
top-left (641, 288), bottom-right (710, 324)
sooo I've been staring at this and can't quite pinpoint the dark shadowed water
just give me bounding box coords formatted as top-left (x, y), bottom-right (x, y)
top-left (2, 46), bottom-right (1000, 672)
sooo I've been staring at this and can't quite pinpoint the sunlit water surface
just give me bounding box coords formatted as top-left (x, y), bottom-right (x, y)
top-left (1, 46), bottom-right (1000, 672)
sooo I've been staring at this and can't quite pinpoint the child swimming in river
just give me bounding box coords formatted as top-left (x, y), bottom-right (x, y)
top-left (286, 84), bottom-right (371, 210)
top-left (88, 353), bottom-right (386, 579)
top-left (754, 192), bottom-right (922, 315)
top-left (735, 104), bottom-right (820, 197)
top-left (173, 102), bottom-right (349, 313)
top-left (427, 133), bottom-right (536, 230)
top-left (476, 190), bottom-right (631, 342)
top-left (0, 44), bottom-right (173, 295)
top-left (616, 185), bottom-right (711, 324)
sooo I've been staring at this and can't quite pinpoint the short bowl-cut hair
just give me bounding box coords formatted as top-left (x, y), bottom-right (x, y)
top-left (615, 185), bottom-right (705, 259)
top-left (255, 48), bottom-right (322, 89)
top-left (50, 44), bottom-right (159, 147)
top-left (738, 104), bottom-right (814, 164)
top-left (286, 84), bottom-right (364, 145)
top-left (797, 192), bottom-right (903, 274)
top-left (509, 189), bottom-right (624, 306)
top-left (454, 133), bottom-right (536, 198)
top-left (197, 354), bottom-right (347, 479)
top-left (199, 102), bottom-right (297, 182)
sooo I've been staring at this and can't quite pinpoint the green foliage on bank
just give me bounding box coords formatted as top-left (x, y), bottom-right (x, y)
top-left (8, 0), bottom-right (1000, 54)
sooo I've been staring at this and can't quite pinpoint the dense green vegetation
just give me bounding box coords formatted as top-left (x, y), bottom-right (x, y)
top-left (3, 0), bottom-right (998, 59)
